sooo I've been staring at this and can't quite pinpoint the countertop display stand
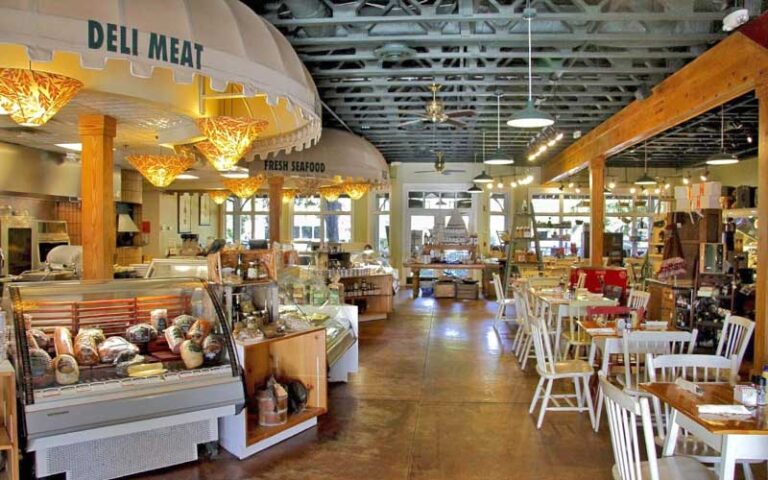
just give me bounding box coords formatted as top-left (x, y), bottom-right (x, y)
top-left (0, 362), bottom-right (17, 480)
top-left (219, 328), bottom-right (328, 460)
top-left (335, 272), bottom-right (393, 322)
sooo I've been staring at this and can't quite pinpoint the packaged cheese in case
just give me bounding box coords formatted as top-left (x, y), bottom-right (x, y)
top-left (53, 354), bottom-right (79, 385)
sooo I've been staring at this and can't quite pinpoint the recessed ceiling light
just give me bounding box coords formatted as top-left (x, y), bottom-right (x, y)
top-left (176, 173), bottom-right (199, 180)
top-left (55, 143), bottom-right (82, 152)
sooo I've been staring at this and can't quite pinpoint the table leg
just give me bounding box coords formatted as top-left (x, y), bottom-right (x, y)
top-left (661, 409), bottom-right (680, 457)
top-left (412, 269), bottom-right (420, 299)
top-left (554, 305), bottom-right (565, 360)
top-left (717, 436), bottom-right (737, 480)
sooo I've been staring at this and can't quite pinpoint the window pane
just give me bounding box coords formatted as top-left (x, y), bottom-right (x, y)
top-left (377, 193), bottom-right (390, 212)
top-left (532, 193), bottom-right (560, 213)
top-left (408, 191), bottom-right (424, 209)
top-left (424, 192), bottom-right (443, 209)
top-left (225, 197), bottom-right (236, 213)
top-left (325, 195), bottom-right (351, 212)
top-left (240, 198), bottom-right (253, 212)
top-left (377, 214), bottom-right (390, 254)
top-left (225, 214), bottom-right (235, 243)
top-left (325, 214), bottom-right (351, 243)
top-left (490, 214), bottom-right (506, 246)
top-left (563, 194), bottom-right (590, 214)
top-left (252, 195), bottom-right (269, 211)
top-left (253, 214), bottom-right (269, 240)
top-left (490, 193), bottom-right (506, 213)
top-left (295, 195), bottom-right (321, 212)
top-left (293, 214), bottom-right (322, 242)
top-left (239, 215), bottom-right (252, 243)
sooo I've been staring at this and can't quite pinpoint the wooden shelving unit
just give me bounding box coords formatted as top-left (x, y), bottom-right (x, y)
top-left (219, 327), bottom-right (327, 460)
top-left (337, 273), bottom-right (393, 321)
top-left (0, 362), bottom-right (17, 480)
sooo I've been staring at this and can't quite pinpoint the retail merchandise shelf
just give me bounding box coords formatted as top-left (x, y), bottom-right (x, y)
top-left (246, 407), bottom-right (325, 445)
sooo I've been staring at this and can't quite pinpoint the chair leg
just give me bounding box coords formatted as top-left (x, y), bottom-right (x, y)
top-left (583, 376), bottom-right (596, 430)
top-left (573, 378), bottom-right (583, 409)
top-left (521, 337), bottom-right (534, 370)
top-left (743, 463), bottom-right (754, 480)
top-left (515, 332), bottom-right (527, 359)
top-left (511, 325), bottom-right (523, 351)
top-left (594, 387), bottom-right (604, 432)
top-left (536, 378), bottom-right (553, 429)
top-left (529, 377), bottom-right (545, 414)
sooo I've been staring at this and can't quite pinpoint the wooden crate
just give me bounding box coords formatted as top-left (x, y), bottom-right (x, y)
top-left (456, 282), bottom-right (479, 300)
top-left (434, 281), bottom-right (456, 298)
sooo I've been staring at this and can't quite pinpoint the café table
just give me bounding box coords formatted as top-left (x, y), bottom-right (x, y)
top-left (531, 290), bottom-right (617, 360)
top-left (641, 382), bottom-right (768, 480)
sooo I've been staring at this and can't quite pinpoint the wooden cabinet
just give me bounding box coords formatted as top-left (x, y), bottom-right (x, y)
top-left (0, 362), bottom-right (18, 480)
top-left (337, 273), bottom-right (393, 321)
top-left (219, 328), bottom-right (327, 460)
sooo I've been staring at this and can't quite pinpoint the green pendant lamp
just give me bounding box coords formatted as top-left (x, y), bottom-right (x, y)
top-left (473, 131), bottom-right (494, 183)
top-left (706, 105), bottom-right (739, 165)
top-left (467, 153), bottom-right (483, 193)
top-left (507, 7), bottom-right (555, 129)
top-left (485, 93), bottom-right (514, 164)
top-left (634, 142), bottom-right (657, 186)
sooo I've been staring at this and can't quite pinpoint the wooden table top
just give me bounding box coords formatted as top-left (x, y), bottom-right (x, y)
top-left (404, 263), bottom-right (486, 270)
top-left (640, 382), bottom-right (768, 436)
top-left (577, 320), bottom-right (672, 338)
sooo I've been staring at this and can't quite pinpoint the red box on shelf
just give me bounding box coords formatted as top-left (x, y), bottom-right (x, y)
top-left (569, 266), bottom-right (629, 298)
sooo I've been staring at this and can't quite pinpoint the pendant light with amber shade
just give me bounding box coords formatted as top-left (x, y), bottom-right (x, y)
top-left (196, 117), bottom-right (268, 171)
top-left (207, 191), bottom-right (230, 205)
top-left (0, 68), bottom-right (83, 127)
top-left (223, 175), bottom-right (265, 199)
top-left (127, 154), bottom-right (196, 188)
top-left (343, 182), bottom-right (370, 200)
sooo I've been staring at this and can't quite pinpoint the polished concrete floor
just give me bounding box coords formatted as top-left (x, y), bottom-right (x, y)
top-left (135, 293), bottom-right (621, 480)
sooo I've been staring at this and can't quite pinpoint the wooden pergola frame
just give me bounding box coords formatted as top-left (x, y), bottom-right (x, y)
top-left (541, 15), bottom-right (768, 370)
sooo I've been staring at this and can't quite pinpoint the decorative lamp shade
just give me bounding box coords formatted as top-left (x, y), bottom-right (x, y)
top-left (319, 184), bottom-right (342, 202)
top-left (0, 68), bottom-right (83, 127)
top-left (197, 116), bottom-right (268, 170)
top-left (207, 191), bottom-right (230, 205)
top-left (223, 176), bottom-right (265, 199)
top-left (195, 141), bottom-right (240, 172)
top-left (281, 188), bottom-right (298, 203)
top-left (344, 182), bottom-right (370, 200)
top-left (117, 214), bottom-right (140, 233)
top-left (126, 154), bottom-right (195, 188)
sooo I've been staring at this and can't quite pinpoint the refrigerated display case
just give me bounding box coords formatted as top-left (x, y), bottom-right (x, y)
top-left (8, 277), bottom-right (245, 480)
top-left (144, 258), bottom-right (208, 280)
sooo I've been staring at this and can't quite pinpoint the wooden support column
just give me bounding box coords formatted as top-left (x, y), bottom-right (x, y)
top-left (78, 115), bottom-right (117, 280)
top-left (268, 176), bottom-right (284, 243)
top-left (755, 85), bottom-right (768, 372)
top-left (589, 155), bottom-right (606, 267)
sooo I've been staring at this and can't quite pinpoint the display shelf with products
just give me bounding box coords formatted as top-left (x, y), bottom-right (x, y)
top-left (0, 362), bottom-right (18, 480)
top-left (219, 326), bottom-right (327, 460)
top-left (8, 277), bottom-right (244, 480)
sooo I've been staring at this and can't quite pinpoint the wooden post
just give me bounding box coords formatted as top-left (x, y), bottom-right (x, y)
top-left (268, 176), bottom-right (284, 243)
top-left (754, 85), bottom-right (768, 372)
top-left (78, 115), bottom-right (117, 280)
top-left (589, 155), bottom-right (606, 267)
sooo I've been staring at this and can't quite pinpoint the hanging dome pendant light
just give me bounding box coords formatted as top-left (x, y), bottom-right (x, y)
top-left (473, 131), bottom-right (494, 183)
top-left (507, 7), bottom-right (555, 129)
top-left (634, 142), bottom-right (657, 186)
top-left (467, 153), bottom-right (483, 193)
top-left (706, 105), bottom-right (739, 165)
top-left (486, 93), bottom-right (514, 165)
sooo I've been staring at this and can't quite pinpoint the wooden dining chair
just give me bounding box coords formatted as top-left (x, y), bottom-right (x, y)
top-left (529, 315), bottom-right (595, 430)
top-left (491, 272), bottom-right (517, 338)
top-left (646, 353), bottom-right (756, 480)
top-left (513, 290), bottom-right (536, 368)
top-left (560, 302), bottom-right (593, 361)
top-left (600, 374), bottom-right (716, 480)
top-left (716, 314), bottom-right (754, 372)
top-left (575, 271), bottom-right (587, 289)
top-left (626, 289), bottom-right (651, 310)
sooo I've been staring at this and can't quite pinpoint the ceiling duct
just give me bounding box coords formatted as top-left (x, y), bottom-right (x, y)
top-left (283, 0), bottom-right (334, 37)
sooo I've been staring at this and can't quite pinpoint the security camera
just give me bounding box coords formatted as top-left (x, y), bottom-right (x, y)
top-left (723, 9), bottom-right (749, 32)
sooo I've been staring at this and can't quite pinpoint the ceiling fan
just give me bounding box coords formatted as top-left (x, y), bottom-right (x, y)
top-left (397, 83), bottom-right (476, 128)
top-left (415, 151), bottom-right (466, 175)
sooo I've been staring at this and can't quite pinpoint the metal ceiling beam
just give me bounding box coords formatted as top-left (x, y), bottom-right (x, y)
top-left (315, 78), bottom-right (659, 88)
top-left (300, 51), bottom-right (700, 62)
top-left (309, 66), bottom-right (679, 78)
top-left (320, 91), bottom-right (637, 99)
top-left (269, 12), bottom-right (727, 26)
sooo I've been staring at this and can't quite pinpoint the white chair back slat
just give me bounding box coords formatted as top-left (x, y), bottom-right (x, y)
top-left (601, 375), bottom-right (660, 480)
top-left (575, 272), bottom-right (587, 289)
top-left (621, 330), bottom-right (698, 390)
top-left (626, 289), bottom-right (651, 310)
top-left (492, 272), bottom-right (504, 302)
top-left (716, 315), bottom-right (754, 369)
top-left (530, 314), bottom-right (557, 376)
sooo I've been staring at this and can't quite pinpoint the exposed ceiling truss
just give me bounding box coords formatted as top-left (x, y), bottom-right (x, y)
top-left (251, 0), bottom-right (760, 163)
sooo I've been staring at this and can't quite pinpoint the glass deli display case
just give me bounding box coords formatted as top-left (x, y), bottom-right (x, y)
top-left (8, 277), bottom-right (244, 480)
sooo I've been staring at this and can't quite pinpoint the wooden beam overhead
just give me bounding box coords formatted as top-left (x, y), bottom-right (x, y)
top-left (541, 30), bottom-right (768, 183)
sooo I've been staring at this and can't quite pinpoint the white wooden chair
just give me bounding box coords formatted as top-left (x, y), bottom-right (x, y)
top-left (594, 329), bottom-right (698, 432)
top-left (527, 276), bottom-right (561, 290)
top-left (600, 374), bottom-right (716, 480)
top-left (626, 289), bottom-right (651, 310)
top-left (575, 271), bottom-right (587, 289)
top-left (491, 272), bottom-right (517, 339)
top-left (716, 314), bottom-right (754, 372)
top-left (513, 291), bottom-right (537, 369)
top-left (647, 353), bottom-right (755, 480)
top-left (560, 302), bottom-right (593, 360)
top-left (529, 315), bottom-right (595, 430)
